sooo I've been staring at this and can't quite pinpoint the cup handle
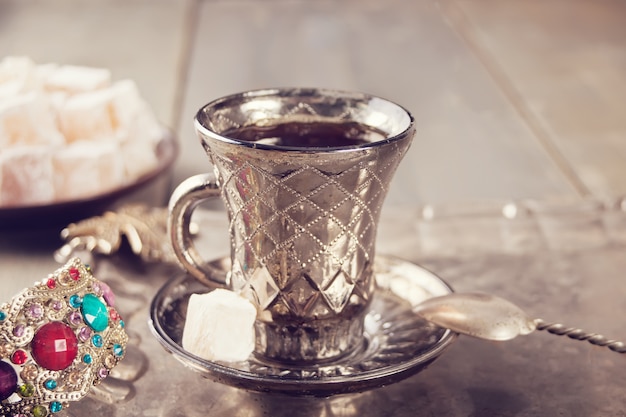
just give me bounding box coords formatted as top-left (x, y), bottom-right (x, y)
top-left (168, 173), bottom-right (226, 288)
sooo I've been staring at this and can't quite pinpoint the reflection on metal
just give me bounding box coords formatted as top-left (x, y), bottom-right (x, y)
top-left (55, 204), bottom-right (175, 264)
top-left (535, 319), bottom-right (626, 354)
top-left (149, 255), bottom-right (456, 396)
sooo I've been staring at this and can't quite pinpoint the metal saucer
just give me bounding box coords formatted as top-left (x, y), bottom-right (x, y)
top-left (149, 255), bottom-right (456, 396)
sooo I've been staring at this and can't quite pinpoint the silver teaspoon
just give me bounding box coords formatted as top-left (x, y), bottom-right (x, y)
top-left (414, 292), bottom-right (626, 353)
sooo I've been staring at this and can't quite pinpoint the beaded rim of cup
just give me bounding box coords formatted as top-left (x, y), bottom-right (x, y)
top-left (0, 258), bottom-right (128, 417)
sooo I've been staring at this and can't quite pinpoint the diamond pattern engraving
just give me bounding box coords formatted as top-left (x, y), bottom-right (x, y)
top-left (248, 265), bottom-right (280, 310)
top-left (202, 96), bottom-right (412, 327)
top-left (209, 142), bottom-right (409, 321)
top-left (281, 274), bottom-right (321, 316)
top-left (321, 270), bottom-right (356, 313)
top-left (193, 90), bottom-right (415, 362)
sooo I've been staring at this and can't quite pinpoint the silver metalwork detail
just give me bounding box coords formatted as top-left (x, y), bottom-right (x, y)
top-left (535, 319), bottom-right (626, 353)
top-left (170, 88), bottom-right (415, 363)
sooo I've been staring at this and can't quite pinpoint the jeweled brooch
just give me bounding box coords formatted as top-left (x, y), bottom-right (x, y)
top-left (0, 258), bottom-right (128, 417)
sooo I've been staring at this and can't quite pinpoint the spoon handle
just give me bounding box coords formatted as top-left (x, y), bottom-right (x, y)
top-left (534, 319), bottom-right (626, 354)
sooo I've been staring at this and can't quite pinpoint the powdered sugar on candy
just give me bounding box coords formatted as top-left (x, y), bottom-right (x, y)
top-left (182, 289), bottom-right (257, 363)
top-left (0, 56), bottom-right (165, 207)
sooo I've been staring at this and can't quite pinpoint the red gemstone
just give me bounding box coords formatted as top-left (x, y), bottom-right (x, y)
top-left (31, 322), bottom-right (78, 371)
top-left (46, 278), bottom-right (56, 289)
top-left (109, 309), bottom-right (120, 322)
top-left (68, 268), bottom-right (80, 281)
top-left (11, 350), bottom-right (27, 365)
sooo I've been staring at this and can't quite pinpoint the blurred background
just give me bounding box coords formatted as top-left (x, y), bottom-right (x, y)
top-left (2, 0), bottom-right (624, 209)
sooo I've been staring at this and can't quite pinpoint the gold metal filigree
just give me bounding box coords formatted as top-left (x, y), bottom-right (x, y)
top-left (0, 258), bottom-right (128, 417)
top-left (55, 204), bottom-right (175, 263)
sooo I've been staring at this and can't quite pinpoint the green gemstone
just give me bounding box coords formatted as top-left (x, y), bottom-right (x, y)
top-left (18, 383), bottom-right (34, 397)
top-left (80, 294), bottom-right (109, 332)
top-left (33, 404), bottom-right (48, 417)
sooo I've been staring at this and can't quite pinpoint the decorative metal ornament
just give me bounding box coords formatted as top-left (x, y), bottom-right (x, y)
top-left (55, 205), bottom-right (175, 264)
top-left (0, 258), bottom-right (128, 417)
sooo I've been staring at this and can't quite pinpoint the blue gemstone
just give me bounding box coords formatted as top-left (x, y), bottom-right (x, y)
top-left (69, 295), bottom-right (82, 308)
top-left (0, 311), bottom-right (6, 321)
top-left (113, 344), bottom-right (124, 357)
top-left (92, 334), bottom-right (103, 348)
top-left (50, 401), bottom-right (62, 413)
top-left (82, 354), bottom-right (92, 364)
top-left (44, 379), bottom-right (57, 390)
top-left (80, 294), bottom-right (108, 332)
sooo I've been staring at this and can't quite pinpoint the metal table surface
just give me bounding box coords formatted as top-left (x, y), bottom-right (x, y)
top-left (1, 201), bottom-right (624, 416)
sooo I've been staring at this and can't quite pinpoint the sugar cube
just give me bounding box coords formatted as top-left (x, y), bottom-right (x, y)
top-left (0, 147), bottom-right (55, 206)
top-left (42, 64), bottom-right (111, 94)
top-left (0, 92), bottom-right (65, 147)
top-left (52, 140), bottom-right (125, 201)
top-left (57, 89), bottom-right (117, 142)
top-left (0, 57), bottom-right (164, 208)
top-left (0, 56), bottom-right (36, 98)
top-left (182, 289), bottom-right (257, 363)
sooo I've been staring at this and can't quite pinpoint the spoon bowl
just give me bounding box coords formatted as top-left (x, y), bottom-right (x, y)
top-left (413, 292), bottom-right (626, 354)
top-left (414, 292), bottom-right (537, 341)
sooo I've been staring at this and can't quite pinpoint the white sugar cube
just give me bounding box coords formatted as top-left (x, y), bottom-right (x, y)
top-left (109, 80), bottom-right (163, 143)
top-left (108, 80), bottom-right (147, 131)
top-left (0, 56), bottom-right (165, 207)
top-left (57, 79), bottom-right (162, 145)
top-left (0, 93), bottom-right (65, 148)
top-left (118, 134), bottom-right (160, 179)
top-left (111, 80), bottom-right (162, 177)
top-left (0, 56), bottom-right (35, 83)
top-left (43, 64), bottom-right (111, 94)
top-left (52, 140), bottom-right (125, 201)
top-left (0, 56), bottom-right (36, 98)
top-left (0, 146), bottom-right (55, 206)
top-left (57, 89), bottom-right (116, 142)
top-left (182, 289), bottom-right (257, 363)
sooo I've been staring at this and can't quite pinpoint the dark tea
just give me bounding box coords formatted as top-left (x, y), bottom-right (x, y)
top-left (224, 121), bottom-right (388, 148)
